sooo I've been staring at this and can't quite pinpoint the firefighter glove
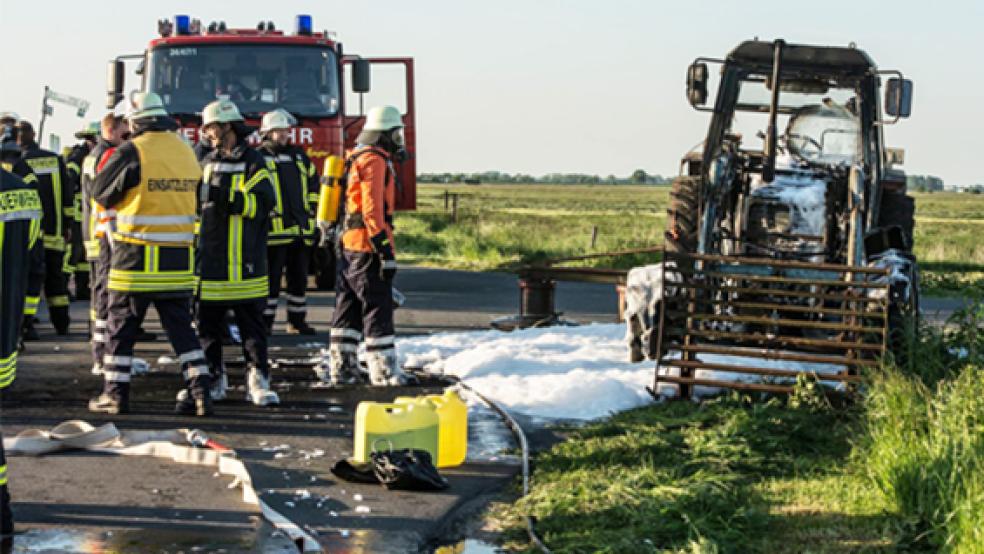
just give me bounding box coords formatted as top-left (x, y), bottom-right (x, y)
top-left (369, 231), bottom-right (394, 260)
top-left (318, 221), bottom-right (338, 247)
top-left (370, 231), bottom-right (396, 281)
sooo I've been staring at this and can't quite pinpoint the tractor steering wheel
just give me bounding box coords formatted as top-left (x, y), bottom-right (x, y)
top-left (785, 133), bottom-right (823, 160)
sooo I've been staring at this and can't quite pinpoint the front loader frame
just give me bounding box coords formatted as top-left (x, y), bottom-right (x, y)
top-left (653, 252), bottom-right (889, 399)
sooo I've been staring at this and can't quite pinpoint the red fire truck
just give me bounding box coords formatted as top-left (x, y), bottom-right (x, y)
top-left (106, 14), bottom-right (416, 287)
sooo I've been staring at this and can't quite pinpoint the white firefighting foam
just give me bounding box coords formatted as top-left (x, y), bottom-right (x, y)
top-left (398, 323), bottom-right (845, 421)
top-left (399, 324), bottom-right (652, 421)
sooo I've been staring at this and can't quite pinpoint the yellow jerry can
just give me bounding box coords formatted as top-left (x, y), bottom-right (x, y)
top-left (353, 400), bottom-right (440, 463)
top-left (396, 389), bottom-right (468, 468)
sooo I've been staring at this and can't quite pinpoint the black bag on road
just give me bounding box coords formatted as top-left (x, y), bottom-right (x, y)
top-left (371, 449), bottom-right (449, 491)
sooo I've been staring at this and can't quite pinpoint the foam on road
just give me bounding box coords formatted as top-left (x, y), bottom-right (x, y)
top-left (400, 324), bottom-right (654, 420)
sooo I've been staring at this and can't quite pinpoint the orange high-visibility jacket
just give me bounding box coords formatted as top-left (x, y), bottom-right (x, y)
top-left (341, 147), bottom-right (396, 254)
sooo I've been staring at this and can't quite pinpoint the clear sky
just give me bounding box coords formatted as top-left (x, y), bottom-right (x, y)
top-left (1, 0), bottom-right (981, 185)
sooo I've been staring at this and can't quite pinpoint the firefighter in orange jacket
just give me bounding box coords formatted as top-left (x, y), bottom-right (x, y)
top-left (320, 106), bottom-right (413, 386)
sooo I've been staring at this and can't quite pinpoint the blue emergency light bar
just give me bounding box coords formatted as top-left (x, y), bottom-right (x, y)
top-left (296, 14), bottom-right (312, 35)
top-left (174, 14), bottom-right (191, 35)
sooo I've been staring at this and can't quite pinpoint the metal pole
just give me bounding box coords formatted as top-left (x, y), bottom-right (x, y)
top-left (38, 85), bottom-right (50, 139)
top-left (762, 40), bottom-right (785, 183)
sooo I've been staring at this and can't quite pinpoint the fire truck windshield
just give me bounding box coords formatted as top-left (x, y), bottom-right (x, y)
top-left (147, 44), bottom-right (339, 118)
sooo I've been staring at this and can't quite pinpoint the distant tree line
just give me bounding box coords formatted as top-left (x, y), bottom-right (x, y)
top-left (907, 175), bottom-right (944, 192)
top-left (418, 169), bottom-right (671, 185)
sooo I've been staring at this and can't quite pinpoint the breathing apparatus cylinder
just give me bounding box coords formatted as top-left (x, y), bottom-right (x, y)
top-left (316, 155), bottom-right (345, 225)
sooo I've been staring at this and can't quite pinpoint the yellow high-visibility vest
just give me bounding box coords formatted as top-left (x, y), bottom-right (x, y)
top-left (112, 132), bottom-right (201, 246)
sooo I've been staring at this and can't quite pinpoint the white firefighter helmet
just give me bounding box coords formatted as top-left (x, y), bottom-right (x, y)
top-left (260, 109), bottom-right (296, 134)
top-left (112, 98), bottom-right (129, 119)
top-left (202, 99), bottom-right (244, 126)
top-left (362, 106), bottom-right (403, 132)
top-left (128, 92), bottom-right (168, 120)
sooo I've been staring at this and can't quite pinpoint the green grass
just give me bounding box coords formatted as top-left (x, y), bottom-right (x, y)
top-left (396, 184), bottom-right (668, 270)
top-left (491, 302), bottom-right (984, 553)
top-left (396, 185), bottom-right (984, 293)
top-left (861, 302), bottom-right (984, 553)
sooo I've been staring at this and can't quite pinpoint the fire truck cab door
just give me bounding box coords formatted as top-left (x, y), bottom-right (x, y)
top-left (342, 57), bottom-right (416, 211)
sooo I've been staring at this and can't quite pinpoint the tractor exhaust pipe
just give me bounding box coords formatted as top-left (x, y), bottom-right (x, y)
top-left (762, 39), bottom-right (785, 183)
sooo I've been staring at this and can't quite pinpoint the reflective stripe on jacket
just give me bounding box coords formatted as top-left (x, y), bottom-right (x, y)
top-left (92, 117), bottom-right (201, 294)
top-left (81, 139), bottom-right (114, 259)
top-left (259, 143), bottom-right (315, 246)
top-left (21, 144), bottom-right (72, 251)
top-left (112, 132), bottom-right (200, 246)
top-left (197, 142), bottom-right (275, 302)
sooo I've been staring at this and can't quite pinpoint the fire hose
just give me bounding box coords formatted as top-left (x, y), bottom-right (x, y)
top-left (3, 420), bottom-right (320, 552)
top-left (448, 378), bottom-right (552, 554)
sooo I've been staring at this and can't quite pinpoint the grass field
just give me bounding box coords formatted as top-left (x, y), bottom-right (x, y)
top-left (395, 184), bottom-right (984, 294)
top-left (489, 304), bottom-right (984, 553)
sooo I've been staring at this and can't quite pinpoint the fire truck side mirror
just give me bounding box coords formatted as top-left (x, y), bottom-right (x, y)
top-left (106, 60), bottom-right (125, 109)
top-left (352, 59), bottom-right (371, 93)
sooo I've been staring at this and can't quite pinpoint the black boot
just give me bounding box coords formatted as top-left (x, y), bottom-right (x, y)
top-left (287, 314), bottom-right (317, 335)
top-left (21, 318), bottom-right (39, 341)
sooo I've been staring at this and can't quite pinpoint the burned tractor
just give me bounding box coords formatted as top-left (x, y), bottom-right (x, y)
top-left (651, 39), bottom-right (918, 398)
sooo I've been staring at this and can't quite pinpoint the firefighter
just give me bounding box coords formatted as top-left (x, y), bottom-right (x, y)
top-left (320, 106), bottom-right (414, 386)
top-left (16, 121), bottom-right (74, 336)
top-left (1, 126), bottom-right (45, 352)
top-left (81, 110), bottom-right (129, 375)
top-left (258, 109), bottom-right (318, 335)
top-left (196, 99), bottom-right (279, 406)
top-left (65, 121), bottom-right (100, 301)
top-left (88, 92), bottom-right (212, 416)
top-left (0, 166), bottom-right (42, 540)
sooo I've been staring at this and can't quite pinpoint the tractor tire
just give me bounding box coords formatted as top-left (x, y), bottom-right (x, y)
top-left (877, 191), bottom-right (919, 365)
top-left (655, 176), bottom-right (701, 359)
top-left (887, 261), bottom-right (920, 370)
top-left (878, 192), bottom-right (915, 248)
top-left (664, 176), bottom-right (701, 269)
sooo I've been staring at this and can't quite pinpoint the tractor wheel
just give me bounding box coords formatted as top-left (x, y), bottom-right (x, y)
top-left (879, 191), bottom-right (915, 248)
top-left (877, 191), bottom-right (919, 365)
top-left (654, 176), bottom-right (701, 358)
top-left (886, 260), bottom-right (920, 369)
top-left (664, 176), bottom-right (701, 270)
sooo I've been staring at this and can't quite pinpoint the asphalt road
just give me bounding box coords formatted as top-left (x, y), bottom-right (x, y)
top-left (1, 266), bottom-right (968, 553)
top-left (3, 267), bottom-right (610, 553)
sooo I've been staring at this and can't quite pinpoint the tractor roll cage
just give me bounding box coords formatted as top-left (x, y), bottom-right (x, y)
top-left (697, 47), bottom-right (887, 227)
